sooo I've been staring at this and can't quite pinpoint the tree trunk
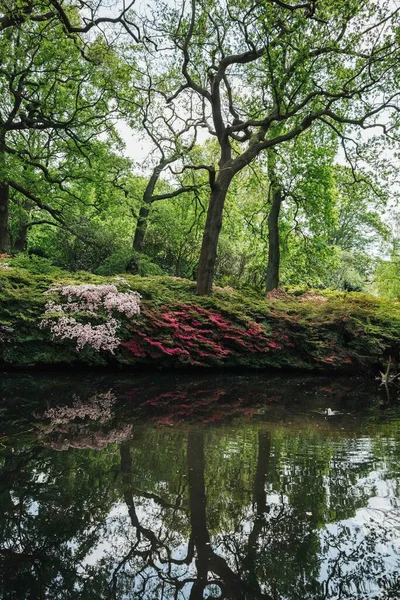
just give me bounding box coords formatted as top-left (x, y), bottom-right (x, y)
top-left (12, 200), bottom-right (34, 253)
top-left (12, 224), bottom-right (28, 252)
top-left (132, 202), bottom-right (151, 253)
top-left (0, 182), bottom-right (9, 253)
top-left (133, 161), bottom-right (167, 253)
top-left (187, 430), bottom-right (211, 600)
top-left (266, 150), bottom-right (283, 292)
top-left (244, 431), bottom-right (271, 593)
top-left (265, 187), bottom-right (282, 291)
top-left (196, 170), bottom-right (232, 295)
top-left (12, 215), bottom-right (29, 253)
top-left (253, 430), bottom-right (271, 516)
top-left (0, 135), bottom-right (9, 254)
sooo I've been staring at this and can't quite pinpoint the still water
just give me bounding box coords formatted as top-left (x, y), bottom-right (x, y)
top-left (0, 372), bottom-right (400, 599)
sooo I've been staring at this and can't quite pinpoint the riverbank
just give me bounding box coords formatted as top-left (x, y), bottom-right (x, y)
top-left (1, 256), bottom-right (399, 372)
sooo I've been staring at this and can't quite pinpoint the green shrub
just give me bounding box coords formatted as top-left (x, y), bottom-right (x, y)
top-left (137, 254), bottom-right (166, 276)
top-left (11, 254), bottom-right (61, 275)
top-left (96, 249), bottom-right (166, 277)
top-left (96, 248), bottom-right (133, 275)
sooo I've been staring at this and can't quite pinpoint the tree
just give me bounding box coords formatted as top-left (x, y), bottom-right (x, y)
top-left (265, 147), bottom-right (284, 290)
top-left (127, 85), bottom-right (201, 253)
top-left (134, 0), bottom-right (400, 294)
top-left (266, 125), bottom-right (337, 289)
top-left (262, 137), bottom-right (390, 291)
top-left (0, 1), bottom-right (133, 252)
top-left (0, 1), bottom-right (139, 38)
top-left (375, 216), bottom-right (400, 299)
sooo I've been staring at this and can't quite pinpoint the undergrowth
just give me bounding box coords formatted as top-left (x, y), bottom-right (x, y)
top-left (1, 257), bottom-right (399, 371)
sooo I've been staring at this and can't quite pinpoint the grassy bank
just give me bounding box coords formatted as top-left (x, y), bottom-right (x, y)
top-left (0, 256), bottom-right (399, 372)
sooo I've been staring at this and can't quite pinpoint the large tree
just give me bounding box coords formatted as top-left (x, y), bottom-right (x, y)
top-left (0, 2), bottom-right (129, 251)
top-left (132, 0), bottom-right (400, 294)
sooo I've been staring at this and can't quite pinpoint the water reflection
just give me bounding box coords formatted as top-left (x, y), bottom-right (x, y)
top-left (0, 375), bottom-right (400, 599)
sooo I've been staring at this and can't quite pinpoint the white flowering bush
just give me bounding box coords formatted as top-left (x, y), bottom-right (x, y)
top-left (0, 262), bottom-right (10, 270)
top-left (40, 282), bottom-right (141, 352)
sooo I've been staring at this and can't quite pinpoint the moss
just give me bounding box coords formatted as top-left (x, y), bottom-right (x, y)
top-left (0, 259), bottom-right (399, 372)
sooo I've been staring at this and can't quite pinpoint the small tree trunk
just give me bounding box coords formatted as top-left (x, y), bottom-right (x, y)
top-left (0, 134), bottom-right (9, 253)
top-left (244, 431), bottom-right (271, 592)
top-left (265, 150), bottom-right (283, 292)
top-left (265, 187), bottom-right (282, 291)
top-left (12, 201), bottom-right (31, 252)
top-left (132, 202), bottom-right (151, 253)
top-left (12, 223), bottom-right (28, 252)
top-left (196, 170), bottom-right (232, 295)
top-left (133, 161), bottom-right (168, 253)
top-left (0, 182), bottom-right (9, 253)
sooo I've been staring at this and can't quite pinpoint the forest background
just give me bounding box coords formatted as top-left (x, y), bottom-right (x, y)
top-left (1, 0), bottom-right (400, 299)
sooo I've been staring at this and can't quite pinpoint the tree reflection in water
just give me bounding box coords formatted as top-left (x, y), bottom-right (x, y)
top-left (0, 380), bottom-right (400, 599)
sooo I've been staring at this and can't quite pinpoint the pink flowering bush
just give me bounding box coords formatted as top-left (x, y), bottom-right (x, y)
top-left (43, 316), bottom-right (120, 351)
top-left (40, 283), bottom-right (141, 352)
top-left (122, 303), bottom-right (292, 367)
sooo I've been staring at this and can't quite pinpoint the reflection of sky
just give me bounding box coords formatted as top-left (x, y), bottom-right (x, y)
top-left (77, 449), bottom-right (400, 600)
top-left (6, 422), bottom-right (398, 599)
top-left (318, 469), bottom-right (400, 599)
top-left (83, 500), bottom-right (197, 596)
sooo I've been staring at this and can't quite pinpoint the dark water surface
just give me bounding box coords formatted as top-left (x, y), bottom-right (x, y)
top-left (1, 373), bottom-right (400, 599)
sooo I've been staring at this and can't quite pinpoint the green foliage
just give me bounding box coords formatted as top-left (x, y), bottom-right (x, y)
top-left (327, 250), bottom-right (373, 292)
top-left (142, 188), bottom-right (206, 278)
top-left (135, 254), bottom-right (167, 276)
top-left (0, 0), bottom-right (397, 297)
top-left (375, 257), bottom-right (400, 299)
top-left (48, 224), bottom-right (125, 272)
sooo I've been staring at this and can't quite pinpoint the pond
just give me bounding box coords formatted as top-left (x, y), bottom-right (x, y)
top-left (0, 372), bottom-right (400, 599)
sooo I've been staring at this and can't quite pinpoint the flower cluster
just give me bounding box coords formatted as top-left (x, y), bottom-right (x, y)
top-left (44, 283), bottom-right (140, 316)
top-left (37, 390), bottom-right (132, 450)
top-left (122, 303), bottom-right (292, 367)
top-left (0, 262), bottom-right (10, 270)
top-left (40, 283), bottom-right (141, 352)
top-left (42, 316), bottom-right (120, 352)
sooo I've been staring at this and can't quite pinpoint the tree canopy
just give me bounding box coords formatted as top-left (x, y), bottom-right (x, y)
top-left (0, 0), bottom-right (399, 296)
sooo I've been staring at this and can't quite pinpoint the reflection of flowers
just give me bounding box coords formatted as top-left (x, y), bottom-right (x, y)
top-left (37, 390), bottom-right (133, 450)
top-left (0, 324), bottom-right (13, 343)
top-left (42, 390), bottom-right (116, 424)
top-left (40, 283), bottom-right (141, 352)
top-left (40, 424), bottom-right (133, 451)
